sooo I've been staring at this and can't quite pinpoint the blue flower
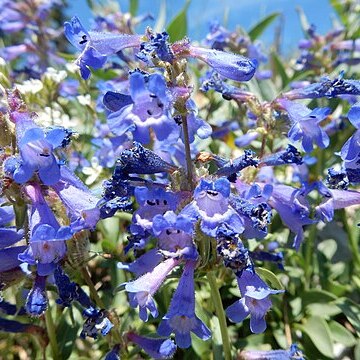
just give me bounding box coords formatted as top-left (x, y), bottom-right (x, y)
top-left (104, 345), bottom-right (121, 360)
top-left (137, 31), bottom-right (174, 63)
top-left (54, 265), bottom-right (92, 308)
top-left (240, 344), bottom-right (304, 360)
top-left (214, 149), bottom-right (259, 181)
top-left (261, 145), bottom-right (303, 166)
top-left (157, 260), bottom-right (211, 348)
top-left (226, 269), bottom-right (284, 333)
top-left (8, 110), bottom-right (69, 185)
top-left (64, 16), bottom-right (141, 79)
top-left (80, 307), bottom-right (113, 339)
top-left (118, 249), bottom-right (163, 276)
top-left (200, 71), bottom-right (255, 102)
top-left (283, 73), bottom-right (360, 100)
top-left (0, 318), bottom-right (45, 335)
top-left (269, 183), bottom-right (314, 250)
top-left (127, 332), bottom-right (177, 359)
top-left (116, 142), bottom-right (177, 175)
top-left (216, 224), bottom-right (251, 276)
top-left (130, 186), bottom-right (179, 235)
top-left (152, 211), bottom-right (198, 260)
top-left (230, 186), bottom-right (272, 240)
top-left (236, 181), bottom-right (313, 250)
top-left (327, 168), bottom-right (349, 190)
top-left (51, 166), bottom-right (100, 232)
top-left (18, 183), bottom-right (73, 275)
top-left (340, 129), bottom-right (360, 183)
top-left (25, 275), bottom-right (47, 316)
top-left (0, 202), bottom-right (24, 249)
top-left (125, 257), bottom-right (180, 322)
top-left (185, 99), bottom-right (213, 142)
top-left (314, 181), bottom-right (360, 222)
top-left (279, 98), bottom-right (330, 152)
top-left (183, 178), bottom-right (244, 236)
top-left (188, 45), bottom-right (257, 82)
top-left (204, 21), bottom-right (231, 49)
top-left (107, 71), bottom-right (179, 144)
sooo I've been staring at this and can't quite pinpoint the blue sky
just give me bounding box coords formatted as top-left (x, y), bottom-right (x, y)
top-left (68, 0), bottom-right (336, 52)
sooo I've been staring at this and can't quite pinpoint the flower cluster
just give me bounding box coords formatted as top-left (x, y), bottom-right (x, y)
top-left (0, 2), bottom-right (359, 359)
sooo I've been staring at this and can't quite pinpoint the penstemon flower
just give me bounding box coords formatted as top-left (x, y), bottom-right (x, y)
top-left (2, 4), bottom-right (359, 359)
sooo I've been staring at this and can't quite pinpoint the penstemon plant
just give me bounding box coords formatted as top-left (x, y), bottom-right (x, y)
top-left (0, 1), bottom-right (359, 359)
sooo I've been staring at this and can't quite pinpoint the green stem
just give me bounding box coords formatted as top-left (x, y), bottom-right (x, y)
top-left (340, 209), bottom-right (360, 270)
top-left (207, 271), bottom-right (232, 360)
top-left (304, 223), bottom-right (317, 290)
top-left (45, 308), bottom-right (60, 360)
top-left (81, 267), bottom-right (105, 308)
top-left (181, 114), bottom-right (194, 191)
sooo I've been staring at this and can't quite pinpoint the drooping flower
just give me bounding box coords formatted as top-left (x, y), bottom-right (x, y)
top-left (200, 71), bottom-right (255, 102)
top-left (51, 166), bottom-right (100, 232)
top-left (64, 16), bottom-right (141, 79)
top-left (226, 269), bottom-right (284, 333)
top-left (117, 249), bottom-right (163, 276)
top-left (25, 275), bottom-right (47, 316)
top-left (125, 257), bottom-right (180, 321)
top-left (236, 179), bottom-right (313, 250)
top-left (18, 183), bottom-right (73, 275)
top-left (115, 142), bottom-right (177, 175)
top-left (157, 260), bottom-right (211, 348)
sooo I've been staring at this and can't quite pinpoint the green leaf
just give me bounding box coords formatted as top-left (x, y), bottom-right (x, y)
top-left (298, 316), bottom-right (334, 358)
top-left (355, 340), bottom-right (360, 360)
top-left (248, 12), bottom-right (280, 41)
top-left (166, 0), bottom-right (191, 42)
top-left (335, 298), bottom-right (360, 334)
top-left (129, 0), bottom-right (139, 16)
top-left (329, 0), bottom-right (348, 25)
top-left (301, 289), bottom-right (337, 309)
top-left (271, 52), bottom-right (289, 88)
top-left (57, 316), bottom-right (80, 360)
top-left (306, 303), bottom-right (342, 319)
top-left (256, 267), bottom-right (284, 290)
top-left (329, 321), bottom-right (356, 347)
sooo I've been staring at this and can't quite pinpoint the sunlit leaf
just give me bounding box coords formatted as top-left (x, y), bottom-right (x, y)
top-left (298, 316), bottom-right (334, 358)
top-left (129, 0), bottom-right (139, 16)
top-left (248, 12), bottom-right (280, 41)
top-left (166, 0), bottom-right (191, 42)
top-left (256, 267), bottom-right (284, 290)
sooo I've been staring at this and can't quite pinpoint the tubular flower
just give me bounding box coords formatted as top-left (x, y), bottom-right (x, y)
top-left (64, 16), bottom-right (141, 79)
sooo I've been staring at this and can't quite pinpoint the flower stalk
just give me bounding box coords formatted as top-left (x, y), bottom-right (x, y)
top-left (207, 271), bottom-right (232, 360)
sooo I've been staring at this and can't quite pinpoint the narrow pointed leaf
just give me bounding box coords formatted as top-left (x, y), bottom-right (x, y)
top-left (248, 12), bottom-right (280, 41)
top-left (166, 0), bottom-right (191, 42)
